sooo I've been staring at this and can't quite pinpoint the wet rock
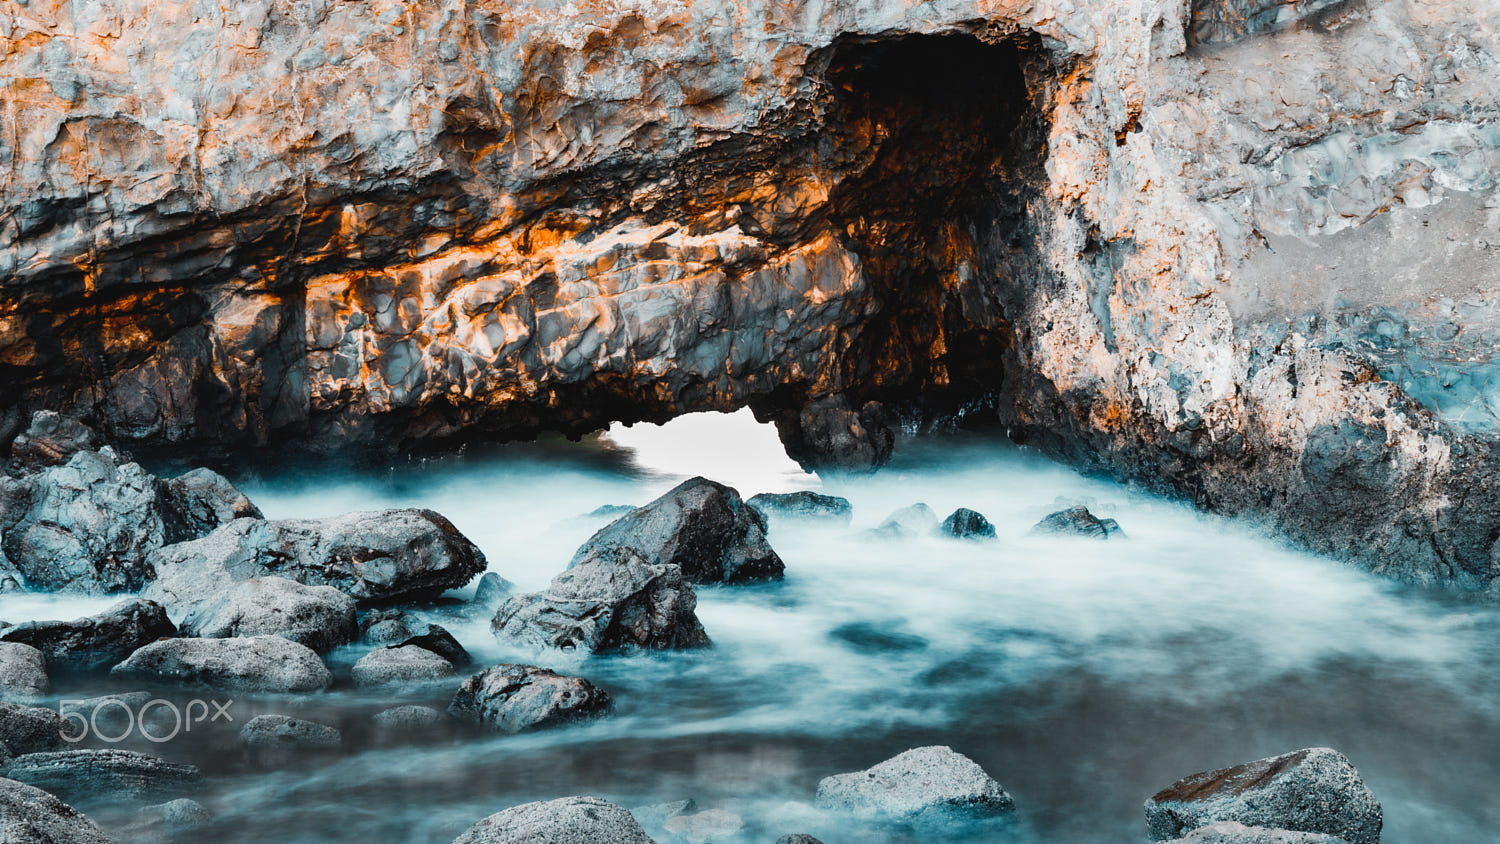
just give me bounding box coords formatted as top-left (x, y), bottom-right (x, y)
top-left (448, 664), bottom-right (611, 734)
top-left (870, 503), bottom-right (939, 539)
top-left (59, 693), bottom-right (158, 740)
top-left (1145, 748), bottom-right (1382, 844)
top-left (111, 635), bottom-right (332, 693)
top-left (9, 412), bottom-right (97, 473)
top-left (452, 795), bottom-right (655, 844)
top-left (360, 609), bottom-right (417, 644)
top-left (0, 642), bottom-right (49, 700)
top-left (395, 624), bottom-right (471, 666)
top-left (0, 702), bottom-right (64, 755)
top-left (0, 776), bottom-right (115, 843)
top-left (473, 572), bottom-right (516, 609)
top-left (774, 395), bottom-right (896, 474)
top-left (239, 714), bottom-right (342, 749)
top-left (940, 508), bottom-right (996, 539)
top-left (747, 491), bottom-right (853, 525)
top-left (631, 799), bottom-right (697, 830)
top-left (830, 621), bottom-right (928, 654)
top-left (494, 553), bottom-right (710, 653)
top-left (662, 808), bottom-right (743, 843)
top-left (3, 749), bottom-right (202, 804)
top-left (144, 509), bottom-right (487, 608)
top-left (775, 837), bottom-right (825, 844)
top-left (1, 599), bottom-right (175, 672)
top-left (351, 645), bottom-right (455, 687)
top-left (815, 745), bottom-right (1016, 825)
top-left (1161, 822), bottom-right (1353, 843)
top-left (178, 576), bottom-right (357, 654)
top-left (372, 705), bottom-right (447, 731)
top-left (1032, 506), bottom-right (1123, 539)
top-left (137, 798), bottom-right (213, 835)
top-left (569, 477), bottom-right (783, 585)
top-left (155, 468), bottom-right (262, 545)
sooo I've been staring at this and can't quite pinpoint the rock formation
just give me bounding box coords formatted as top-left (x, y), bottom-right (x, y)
top-left (4, 0), bottom-right (1500, 585)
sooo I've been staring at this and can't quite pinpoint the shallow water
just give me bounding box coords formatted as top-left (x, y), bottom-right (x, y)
top-left (5, 410), bottom-right (1500, 842)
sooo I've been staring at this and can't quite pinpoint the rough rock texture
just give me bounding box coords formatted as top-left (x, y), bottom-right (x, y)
top-left (155, 467), bottom-right (263, 545)
top-left (111, 635), bottom-right (332, 693)
top-left (1033, 505), bottom-right (1124, 538)
top-left (570, 478), bottom-right (783, 584)
top-left (774, 395), bottom-right (896, 473)
top-left (1162, 822), bottom-right (1352, 844)
top-left (239, 714), bottom-right (343, 749)
top-left (452, 796), bottom-right (656, 844)
top-left (448, 664), bottom-right (611, 734)
top-left (0, 702), bottom-right (64, 756)
top-left (0, 642), bottom-right (49, 700)
top-left (0, 776), bottom-right (116, 844)
top-left (775, 837), bottom-right (825, 844)
top-left (372, 704), bottom-right (447, 731)
top-left (472, 572), bottom-right (516, 609)
top-left (1146, 748), bottom-right (1382, 844)
top-left (178, 576), bottom-right (357, 654)
top-left (7, 411), bottom-right (97, 474)
top-left (4, 0), bottom-right (1500, 586)
top-left (351, 644), bottom-right (455, 687)
top-left (815, 745), bottom-right (1016, 825)
top-left (1, 599), bottom-right (175, 672)
top-left (494, 553), bottom-right (711, 653)
top-left (3, 749), bottom-right (202, 804)
top-left (360, 608), bottom-right (417, 644)
top-left (143, 509), bottom-right (486, 607)
top-left (941, 508), bottom-right (997, 539)
top-left (746, 491), bottom-right (854, 525)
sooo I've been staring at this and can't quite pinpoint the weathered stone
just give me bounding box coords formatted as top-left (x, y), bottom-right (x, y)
top-left (239, 714), bottom-right (342, 749)
top-left (138, 798), bottom-right (214, 835)
top-left (3, 749), bottom-right (202, 804)
top-left (351, 645), bottom-right (455, 687)
top-left (0, 642), bottom-right (49, 700)
top-left (452, 796), bottom-right (655, 844)
top-left (746, 491), bottom-right (853, 525)
top-left (1145, 748), bottom-right (1382, 844)
top-left (448, 664), bottom-right (611, 734)
top-left (570, 478), bottom-right (783, 584)
top-left (774, 395), bottom-right (896, 473)
top-left (111, 635), bottom-right (332, 693)
top-left (775, 837), bottom-right (825, 844)
top-left (0, 703), bottom-right (64, 756)
top-left (372, 705), bottom-right (447, 731)
top-left (1032, 506), bottom-right (1123, 539)
top-left (9, 412), bottom-right (97, 473)
top-left (0, 776), bottom-right (115, 843)
top-left (940, 508), bottom-right (996, 539)
top-left (472, 572), bottom-right (516, 609)
top-left (360, 609), bottom-right (417, 644)
top-left (815, 745), bottom-right (1016, 825)
top-left (1, 599), bottom-right (175, 672)
top-left (178, 577), bottom-right (357, 654)
top-left (662, 808), bottom-right (744, 844)
top-left (1161, 822), bottom-right (1352, 844)
top-left (58, 694), bottom-right (158, 741)
top-left (155, 467), bottom-right (262, 545)
top-left (395, 624), bottom-right (471, 667)
top-left (494, 553), bottom-right (710, 653)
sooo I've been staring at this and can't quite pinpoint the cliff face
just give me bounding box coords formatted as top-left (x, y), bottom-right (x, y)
top-left (3, 0), bottom-right (1500, 586)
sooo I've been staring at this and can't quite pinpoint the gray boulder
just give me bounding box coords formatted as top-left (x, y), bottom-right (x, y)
top-left (473, 572), bottom-right (516, 609)
top-left (178, 576), bottom-right (357, 654)
top-left (136, 798), bottom-right (213, 836)
top-left (111, 635), bottom-right (332, 693)
top-left (815, 745), bottom-right (1016, 825)
top-left (144, 509), bottom-right (486, 607)
top-left (746, 491), bottom-right (853, 525)
top-left (372, 705), bottom-right (447, 731)
top-left (0, 702), bottom-right (64, 755)
top-left (494, 552), bottom-right (710, 653)
top-left (360, 608), bottom-right (417, 644)
top-left (1145, 748), bottom-right (1381, 844)
top-left (0, 776), bottom-right (115, 843)
top-left (9, 411), bottom-right (98, 473)
top-left (239, 714), bottom-right (342, 749)
top-left (155, 467), bottom-right (262, 545)
top-left (3, 749), bottom-right (202, 804)
top-left (1032, 505), bottom-right (1123, 539)
top-left (569, 477), bottom-right (783, 584)
top-left (0, 642), bottom-right (49, 700)
top-left (452, 796), bottom-right (655, 844)
top-left (1, 599), bottom-right (175, 672)
top-left (869, 503), bottom-right (939, 539)
top-left (941, 508), bottom-right (996, 539)
top-left (449, 664), bottom-right (611, 734)
top-left (351, 645), bottom-right (455, 687)
top-left (1161, 822), bottom-right (1353, 843)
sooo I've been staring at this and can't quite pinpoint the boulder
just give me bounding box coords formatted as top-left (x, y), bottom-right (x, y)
top-left (360, 608), bottom-right (417, 644)
top-left (372, 705), bottom-right (447, 731)
top-left (239, 714), bottom-right (342, 749)
top-left (395, 624), bottom-right (471, 666)
top-left (0, 642), bottom-right (49, 700)
top-left (773, 395), bottom-right (896, 474)
top-left (143, 509), bottom-right (486, 608)
top-left (1145, 748), bottom-right (1382, 844)
top-left (494, 553), bottom-right (710, 653)
top-left (1032, 505), bottom-right (1123, 539)
top-left (746, 491), bottom-right (853, 525)
top-left (351, 645), bottom-right (455, 687)
top-left (3, 749), bottom-right (202, 804)
top-left (139, 798), bottom-right (213, 835)
top-left (452, 796), bottom-right (655, 844)
top-left (111, 635), bottom-right (332, 693)
top-left (870, 503), bottom-right (939, 539)
top-left (473, 572), bottom-right (516, 608)
top-left (569, 477), bottom-right (783, 584)
top-left (1, 599), bottom-right (175, 672)
top-left (155, 467), bottom-right (262, 545)
top-left (0, 776), bottom-right (116, 843)
top-left (9, 411), bottom-right (98, 473)
top-left (178, 576), bottom-right (357, 654)
top-left (662, 808), bottom-right (744, 843)
top-left (941, 508), bottom-right (996, 539)
top-left (0, 702), bottom-right (64, 755)
top-left (775, 837), bottom-right (824, 844)
top-left (631, 799), bottom-right (696, 830)
top-left (1160, 822), bottom-right (1353, 843)
top-left (815, 745), bottom-right (1016, 825)
top-left (449, 664), bottom-right (611, 734)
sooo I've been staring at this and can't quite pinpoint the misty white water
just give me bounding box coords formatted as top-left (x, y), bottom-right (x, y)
top-left (4, 409), bottom-right (1499, 842)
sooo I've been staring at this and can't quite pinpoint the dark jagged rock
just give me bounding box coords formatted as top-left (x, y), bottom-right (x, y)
top-left (746, 491), bottom-right (854, 525)
top-left (941, 508), bottom-right (996, 539)
top-left (155, 467), bottom-right (263, 545)
top-left (448, 664), bottom-right (611, 734)
top-left (0, 703), bottom-right (64, 756)
top-left (452, 796), bottom-right (655, 844)
top-left (395, 624), bottom-right (471, 667)
top-left (1, 600), bottom-right (175, 672)
top-left (239, 715), bottom-right (342, 749)
top-left (815, 745), bottom-right (1016, 825)
top-left (111, 635), bottom-right (332, 693)
top-left (494, 553), bottom-right (710, 653)
top-left (776, 837), bottom-right (826, 844)
top-left (0, 776), bottom-right (116, 843)
top-left (143, 509), bottom-right (487, 608)
top-left (1032, 506), bottom-right (1123, 539)
top-left (8, 412), bottom-right (97, 473)
top-left (351, 645), bottom-right (455, 687)
top-left (1161, 822), bottom-right (1353, 843)
top-left (3, 749), bottom-right (202, 804)
top-left (1145, 748), bottom-right (1382, 844)
top-left (870, 503), bottom-right (939, 539)
top-left (773, 396), bottom-right (897, 474)
top-left (178, 577), bottom-right (357, 654)
top-left (0, 642), bottom-right (49, 700)
top-left (570, 477), bottom-right (783, 585)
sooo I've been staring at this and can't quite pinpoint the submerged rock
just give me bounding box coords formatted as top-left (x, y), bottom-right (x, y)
top-left (940, 508), bottom-right (996, 539)
top-left (0, 642), bottom-right (49, 700)
top-left (373, 705), bottom-right (447, 731)
top-left (3, 749), bottom-right (202, 804)
top-left (1, 599), bottom-right (175, 673)
top-left (449, 664), bottom-right (611, 734)
top-left (569, 478), bottom-right (783, 584)
top-left (58, 694), bottom-right (157, 740)
top-left (452, 796), bottom-right (655, 844)
top-left (870, 503), bottom-right (939, 539)
top-left (1160, 822), bottom-right (1354, 843)
top-left (112, 635), bottom-right (332, 693)
top-left (351, 645), bottom-right (455, 687)
top-left (0, 702), bottom-right (64, 755)
top-left (494, 553), bottom-right (710, 653)
top-left (662, 808), bottom-right (744, 843)
top-left (775, 837), bottom-right (825, 844)
top-left (1032, 506), bottom-right (1123, 539)
top-left (135, 798), bottom-right (214, 836)
top-left (0, 776), bottom-right (116, 843)
top-left (815, 745), bottom-right (1016, 825)
top-left (631, 799), bottom-right (697, 830)
top-left (746, 491), bottom-right (854, 525)
top-left (179, 576), bottom-right (357, 654)
top-left (239, 714), bottom-right (342, 749)
top-left (1145, 748), bottom-right (1382, 844)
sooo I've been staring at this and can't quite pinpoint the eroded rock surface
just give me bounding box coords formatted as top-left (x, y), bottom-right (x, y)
top-left (448, 664), bottom-right (611, 734)
top-left (452, 796), bottom-right (655, 844)
top-left (1, 599), bottom-right (174, 672)
top-left (0, 777), bottom-right (116, 844)
top-left (2, 749), bottom-right (202, 804)
top-left (111, 635), bottom-right (332, 693)
top-left (815, 745), bottom-right (1016, 825)
top-left (178, 576), bottom-right (357, 654)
